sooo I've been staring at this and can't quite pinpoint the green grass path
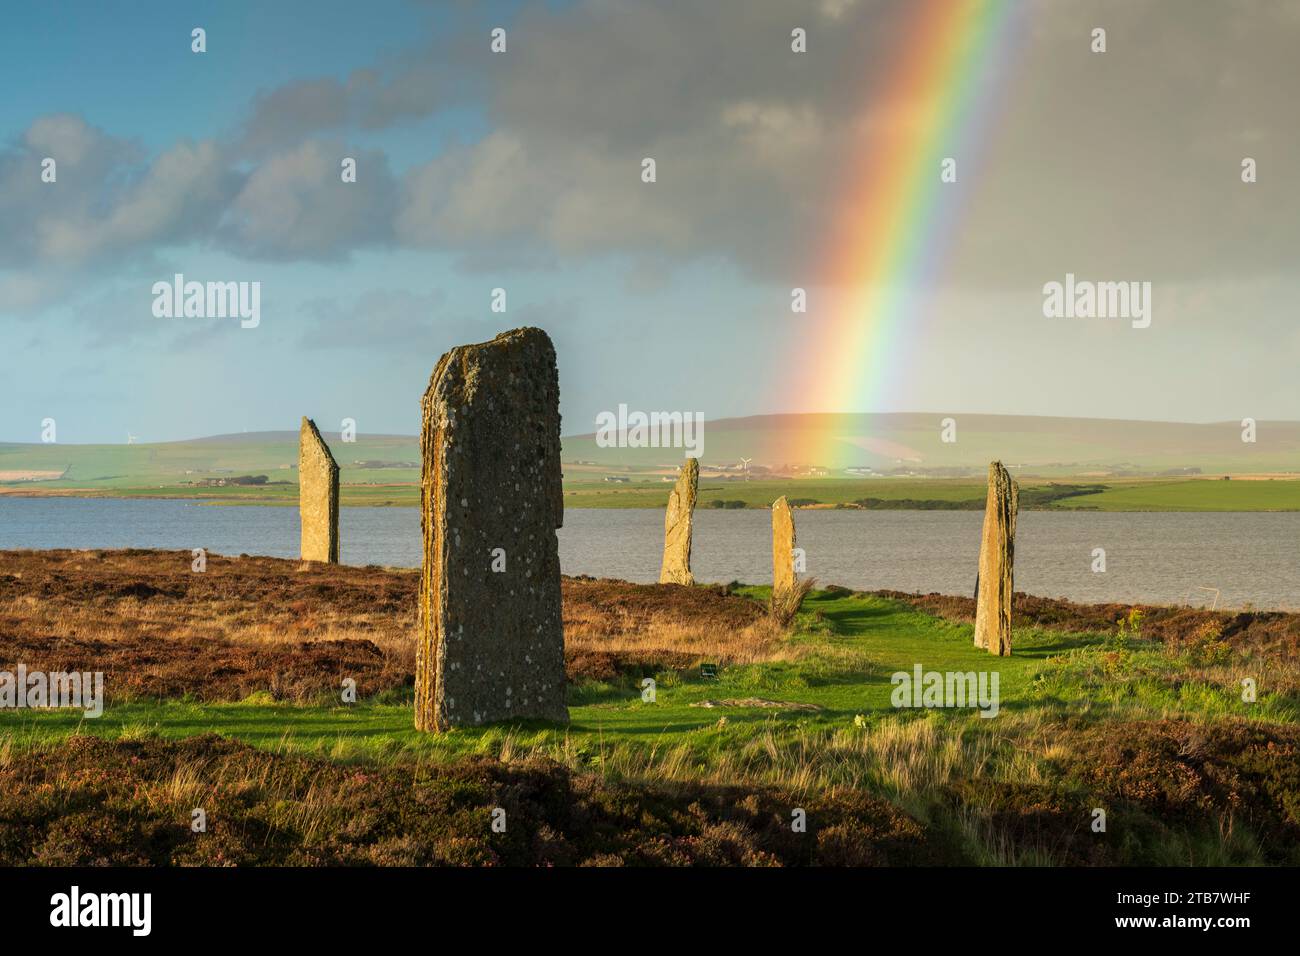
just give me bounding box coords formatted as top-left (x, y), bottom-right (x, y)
top-left (0, 592), bottom-right (1062, 754)
top-left (2, 589), bottom-right (1286, 773)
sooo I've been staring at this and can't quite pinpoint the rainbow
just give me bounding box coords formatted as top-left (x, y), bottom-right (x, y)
top-left (789, 0), bottom-right (1024, 467)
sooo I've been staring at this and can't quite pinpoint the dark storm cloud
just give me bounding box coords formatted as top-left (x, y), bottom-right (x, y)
top-left (388, 0), bottom-right (1300, 286)
top-left (4, 0), bottom-right (1298, 314)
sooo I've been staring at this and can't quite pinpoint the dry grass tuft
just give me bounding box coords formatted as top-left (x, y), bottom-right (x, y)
top-left (769, 578), bottom-right (815, 629)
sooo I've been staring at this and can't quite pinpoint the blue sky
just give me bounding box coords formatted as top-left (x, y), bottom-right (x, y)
top-left (3, 3), bottom-right (429, 146)
top-left (3, 0), bottom-right (1299, 443)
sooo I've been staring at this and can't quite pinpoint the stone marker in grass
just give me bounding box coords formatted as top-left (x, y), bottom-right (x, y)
top-left (414, 327), bottom-right (568, 732)
top-left (659, 457), bottom-right (699, 585)
top-left (974, 460), bottom-right (1018, 656)
top-left (299, 417), bottom-right (340, 563)
top-left (772, 495), bottom-right (797, 601)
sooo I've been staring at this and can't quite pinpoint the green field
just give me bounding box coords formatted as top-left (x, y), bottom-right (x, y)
top-left (3, 577), bottom-right (1297, 866)
top-left (32, 482), bottom-right (422, 508)
top-left (4, 429), bottom-right (1299, 511)
top-left (567, 477), bottom-right (984, 509)
top-left (5, 474), bottom-right (1300, 511)
top-left (3, 588), bottom-right (1289, 767)
top-left (1052, 478), bottom-right (1300, 511)
top-left (562, 412), bottom-right (1300, 473)
top-left (565, 476), bottom-right (1300, 511)
top-left (0, 432), bottom-right (420, 491)
top-left (0, 592), bottom-right (1031, 755)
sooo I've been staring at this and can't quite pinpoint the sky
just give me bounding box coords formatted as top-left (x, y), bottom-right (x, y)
top-left (2, 0), bottom-right (1298, 443)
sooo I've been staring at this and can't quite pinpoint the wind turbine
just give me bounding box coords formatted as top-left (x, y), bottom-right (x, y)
top-left (740, 457), bottom-right (752, 481)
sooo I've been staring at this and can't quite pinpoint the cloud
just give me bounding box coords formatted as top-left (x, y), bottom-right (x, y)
top-left (238, 78), bottom-right (350, 155)
top-left (400, 0), bottom-right (1300, 286)
top-left (0, 117), bottom-right (236, 313)
top-left (37, 139), bottom-right (231, 264)
top-left (220, 141), bottom-right (398, 260)
top-left (298, 288), bottom-right (450, 349)
top-left (397, 132), bottom-right (547, 246)
top-left (0, 116), bottom-right (140, 270)
top-left (297, 287), bottom-right (581, 359)
top-left (5, 0), bottom-right (1300, 317)
top-left (237, 67), bottom-right (447, 155)
top-left (0, 120), bottom-right (398, 316)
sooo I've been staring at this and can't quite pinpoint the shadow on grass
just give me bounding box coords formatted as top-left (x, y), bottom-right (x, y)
top-left (807, 596), bottom-right (903, 635)
top-left (1010, 634), bottom-right (1101, 659)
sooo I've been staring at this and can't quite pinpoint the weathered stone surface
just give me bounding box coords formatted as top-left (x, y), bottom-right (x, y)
top-left (298, 417), bottom-right (339, 563)
top-left (414, 327), bottom-right (567, 732)
top-left (771, 495), bottom-right (796, 600)
top-left (659, 457), bottom-right (699, 585)
top-left (973, 460), bottom-right (1018, 656)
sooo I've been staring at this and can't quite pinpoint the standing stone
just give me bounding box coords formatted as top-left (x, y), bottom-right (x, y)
top-left (771, 495), bottom-right (796, 600)
top-left (659, 457), bottom-right (699, 585)
top-left (973, 460), bottom-right (1018, 656)
top-left (415, 327), bottom-right (567, 732)
top-left (299, 417), bottom-right (340, 563)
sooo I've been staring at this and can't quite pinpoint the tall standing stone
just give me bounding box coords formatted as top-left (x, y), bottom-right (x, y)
top-left (771, 495), bottom-right (796, 600)
top-left (415, 327), bottom-right (567, 732)
top-left (659, 457), bottom-right (699, 585)
top-left (299, 417), bottom-right (340, 563)
top-left (973, 460), bottom-right (1018, 656)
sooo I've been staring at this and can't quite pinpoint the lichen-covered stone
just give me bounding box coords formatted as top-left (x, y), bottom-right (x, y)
top-left (973, 460), bottom-right (1018, 656)
top-left (659, 457), bottom-right (699, 585)
top-left (298, 417), bottom-right (339, 563)
top-left (415, 327), bottom-right (567, 732)
top-left (771, 495), bottom-right (796, 600)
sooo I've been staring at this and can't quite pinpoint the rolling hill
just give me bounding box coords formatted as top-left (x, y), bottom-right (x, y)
top-left (0, 414), bottom-right (1295, 495)
top-left (561, 412), bottom-right (1300, 475)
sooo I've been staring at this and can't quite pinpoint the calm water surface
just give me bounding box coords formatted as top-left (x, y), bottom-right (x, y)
top-left (1, 498), bottom-right (1296, 610)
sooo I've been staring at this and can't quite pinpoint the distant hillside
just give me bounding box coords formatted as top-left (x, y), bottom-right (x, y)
top-left (561, 412), bottom-right (1300, 475)
top-left (0, 433), bottom-right (420, 490)
top-left (1, 414), bottom-right (1295, 489)
top-left (178, 431), bottom-right (413, 445)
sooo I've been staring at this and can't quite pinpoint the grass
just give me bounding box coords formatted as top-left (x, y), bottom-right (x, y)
top-left (566, 478), bottom-right (975, 509)
top-left (5, 435), bottom-right (1299, 512)
top-left (5, 475), bottom-right (1300, 511)
top-left (1053, 477), bottom-right (1300, 511)
top-left (4, 587), bottom-right (1288, 776)
top-left (2, 550), bottom-right (1298, 865)
top-left (567, 476), bottom-right (1300, 511)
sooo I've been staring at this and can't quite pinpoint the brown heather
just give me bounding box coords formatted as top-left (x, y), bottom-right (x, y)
top-left (0, 719), bottom-right (1296, 865)
top-left (0, 550), bottom-right (791, 701)
top-left (3, 549), bottom-right (1300, 865)
top-left (0, 734), bottom-right (938, 866)
top-left (880, 588), bottom-right (1300, 659)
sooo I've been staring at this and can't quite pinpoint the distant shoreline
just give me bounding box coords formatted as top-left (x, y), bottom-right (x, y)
top-left (3, 475), bottom-right (1300, 513)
